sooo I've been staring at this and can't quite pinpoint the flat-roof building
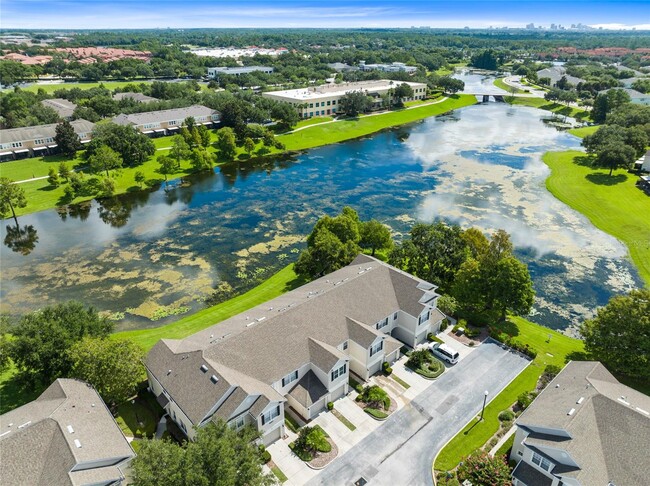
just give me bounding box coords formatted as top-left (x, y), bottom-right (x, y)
top-left (41, 98), bottom-right (77, 120)
top-left (359, 61), bottom-right (417, 74)
top-left (0, 379), bottom-right (135, 486)
top-left (262, 80), bottom-right (427, 118)
top-left (207, 66), bottom-right (274, 79)
top-left (112, 105), bottom-right (221, 136)
top-left (0, 119), bottom-right (95, 160)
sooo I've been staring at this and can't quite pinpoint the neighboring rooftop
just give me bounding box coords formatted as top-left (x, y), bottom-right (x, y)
top-left (146, 254), bottom-right (437, 424)
top-left (41, 98), bottom-right (77, 118)
top-left (112, 104), bottom-right (220, 127)
top-left (517, 361), bottom-right (650, 486)
top-left (113, 92), bottom-right (159, 103)
top-left (0, 379), bottom-right (135, 486)
top-left (536, 66), bottom-right (585, 85)
top-left (208, 66), bottom-right (273, 74)
top-left (0, 119), bottom-right (95, 145)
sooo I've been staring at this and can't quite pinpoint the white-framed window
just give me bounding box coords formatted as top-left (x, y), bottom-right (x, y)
top-left (169, 120), bottom-right (178, 125)
top-left (331, 363), bottom-right (346, 381)
top-left (281, 370), bottom-right (298, 387)
top-left (532, 452), bottom-right (552, 471)
top-left (418, 310), bottom-right (430, 325)
top-left (261, 405), bottom-right (280, 425)
top-left (370, 340), bottom-right (383, 357)
top-left (342, 340), bottom-right (348, 350)
top-left (393, 312), bottom-right (398, 320)
top-left (231, 415), bottom-right (245, 430)
top-left (376, 317), bottom-right (389, 330)
top-left (11, 142), bottom-right (23, 148)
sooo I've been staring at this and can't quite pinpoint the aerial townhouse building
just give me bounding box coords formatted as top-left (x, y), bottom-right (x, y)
top-left (145, 254), bottom-right (445, 445)
top-left (207, 66), bottom-right (274, 78)
top-left (41, 98), bottom-right (77, 120)
top-left (112, 105), bottom-right (221, 136)
top-left (262, 80), bottom-right (428, 119)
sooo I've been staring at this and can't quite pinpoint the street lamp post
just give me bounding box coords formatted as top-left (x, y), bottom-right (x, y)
top-left (480, 390), bottom-right (488, 421)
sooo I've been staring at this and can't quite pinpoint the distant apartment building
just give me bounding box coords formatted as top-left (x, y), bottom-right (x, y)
top-left (112, 105), bottom-right (221, 136)
top-left (0, 119), bottom-right (95, 160)
top-left (327, 62), bottom-right (358, 72)
top-left (113, 92), bottom-right (159, 103)
top-left (41, 98), bottom-right (77, 120)
top-left (207, 66), bottom-right (274, 79)
top-left (262, 80), bottom-right (427, 118)
top-left (359, 61), bottom-right (418, 74)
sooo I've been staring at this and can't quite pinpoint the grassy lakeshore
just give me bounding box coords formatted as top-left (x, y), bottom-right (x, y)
top-left (434, 316), bottom-right (585, 473)
top-left (543, 150), bottom-right (650, 286)
top-left (511, 96), bottom-right (590, 121)
top-left (0, 95), bottom-right (476, 217)
top-left (493, 78), bottom-right (526, 94)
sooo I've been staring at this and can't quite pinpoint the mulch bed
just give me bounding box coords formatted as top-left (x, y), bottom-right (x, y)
top-left (355, 392), bottom-right (398, 416)
top-left (307, 437), bottom-right (338, 469)
top-left (447, 326), bottom-right (489, 346)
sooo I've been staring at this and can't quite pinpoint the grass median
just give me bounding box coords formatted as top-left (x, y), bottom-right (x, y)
top-left (543, 150), bottom-right (650, 286)
top-left (433, 316), bottom-right (584, 472)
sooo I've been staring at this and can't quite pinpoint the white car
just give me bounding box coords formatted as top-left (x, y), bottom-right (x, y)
top-left (430, 342), bottom-right (459, 364)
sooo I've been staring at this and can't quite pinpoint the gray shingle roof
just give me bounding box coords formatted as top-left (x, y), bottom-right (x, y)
top-left (41, 98), bottom-right (76, 118)
top-left (112, 104), bottom-right (219, 127)
top-left (0, 379), bottom-right (134, 486)
top-left (512, 460), bottom-right (553, 486)
top-left (516, 361), bottom-right (650, 486)
top-left (0, 120), bottom-right (95, 145)
top-left (147, 255), bottom-right (437, 427)
top-left (288, 370), bottom-right (328, 408)
top-left (112, 92), bottom-right (158, 103)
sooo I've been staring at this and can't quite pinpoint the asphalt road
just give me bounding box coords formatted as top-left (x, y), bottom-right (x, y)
top-left (306, 340), bottom-right (531, 486)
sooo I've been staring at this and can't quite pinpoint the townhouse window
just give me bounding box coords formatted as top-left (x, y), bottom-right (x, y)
top-left (393, 312), bottom-right (398, 320)
top-left (11, 142), bottom-right (23, 148)
top-left (327, 101), bottom-right (331, 106)
top-left (531, 452), bottom-right (552, 471)
top-left (376, 317), bottom-right (389, 330)
top-left (342, 340), bottom-right (348, 350)
top-left (261, 405), bottom-right (280, 425)
top-left (332, 100), bottom-right (336, 105)
top-left (231, 415), bottom-right (245, 430)
top-left (281, 370), bottom-right (299, 387)
top-left (418, 310), bottom-right (430, 325)
top-left (310, 112), bottom-right (314, 117)
top-left (309, 103), bottom-right (313, 108)
top-left (180, 421), bottom-right (187, 432)
top-left (370, 340), bottom-right (383, 357)
top-left (331, 363), bottom-right (346, 381)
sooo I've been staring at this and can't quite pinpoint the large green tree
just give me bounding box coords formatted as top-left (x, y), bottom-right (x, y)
top-left (0, 177), bottom-right (27, 226)
top-left (9, 302), bottom-right (113, 383)
top-left (69, 337), bottom-right (144, 405)
top-left (216, 127), bottom-right (237, 160)
top-left (85, 122), bottom-right (155, 166)
top-left (131, 421), bottom-right (275, 486)
top-left (88, 145), bottom-right (123, 177)
top-left (591, 88), bottom-right (631, 124)
top-left (169, 134), bottom-right (191, 169)
top-left (581, 289), bottom-right (649, 380)
top-left (55, 120), bottom-right (81, 158)
top-left (338, 91), bottom-right (373, 117)
top-left (359, 219), bottom-right (392, 256)
top-left (157, 154), bottom-right (177, 188)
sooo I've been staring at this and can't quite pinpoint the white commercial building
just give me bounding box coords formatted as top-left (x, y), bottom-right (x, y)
top-left (207, 66), bottom-right (274, 79)
top-left (262, 80), bottom-right (427, 118)
top-left (359, 61), bottom-right (417, 74)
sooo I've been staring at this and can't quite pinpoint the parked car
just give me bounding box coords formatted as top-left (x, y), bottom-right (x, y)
top-left (430, 342), bottom-right (459, 364)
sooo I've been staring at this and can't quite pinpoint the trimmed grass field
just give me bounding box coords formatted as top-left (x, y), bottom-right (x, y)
top-left (568, 125), bottom-right (600, 139)
top-left (543, 151), bottom-right (650, 286)
top-left (112, 264), bottom-right (303, 352)
top-left (20, 81), bottom-right (154, 94)
top-left (512, 97), bottom-right (591, 121)
top-left (493, 78), bottom-right (526, 94)
top-left (1, 95), bottom-right (475, 217)
top-left (434, 316), bottom-right (585, 472)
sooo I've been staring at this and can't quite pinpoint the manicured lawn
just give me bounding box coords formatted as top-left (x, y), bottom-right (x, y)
top-left (493, 78), bottom-right (526, 94)
top-left (279, 95), bottom-right (476, 151)
top-left (271, 465), bottom-right (288, 483)
top-left (434, 316), bottom-right (585, 472)
top-left (2, 95), bottom-right (475, 217)
top-left (112, 264), bottom-right (304, 352)
top-left (543, 151), bottom-right (650, 286)
top-left (512, 97), bottom-right (591, 121)
top-left (115, 391), bottom-right (163, 438)
top-left (568, 125), bottom-right (600, 139)
top-left (291, 116), bottom-right (334, 129)
top-left (0, 361), bottom-right (43, 414)
top-left (391, 374), bottom-right (411, 389)
top-left (331, 409), bottom-right (356, 431)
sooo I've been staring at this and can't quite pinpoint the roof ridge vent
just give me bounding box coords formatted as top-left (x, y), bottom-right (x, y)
top-left (618, 397), bottom-right (631, 406)
top-left (567, 408), bottom-right (575, 416)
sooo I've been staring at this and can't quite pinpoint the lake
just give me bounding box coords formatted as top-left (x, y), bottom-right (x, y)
top-left (0, 93), bottom-right (641, 333)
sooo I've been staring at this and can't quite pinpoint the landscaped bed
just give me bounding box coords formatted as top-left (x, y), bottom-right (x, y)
top-left (355, 384), bottom-right (396, 419)
top-left (405, 349), bottom-right (445, 379)
top-left (289, 425), bottom-right (338, 468)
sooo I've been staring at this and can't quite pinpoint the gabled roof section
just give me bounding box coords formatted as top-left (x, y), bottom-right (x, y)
top-left (308, 338), bottom-right (348, 373)
top-left (346, 317), bottom-right (383, 348)
top-left (288, 371), bottom-right (328, 408)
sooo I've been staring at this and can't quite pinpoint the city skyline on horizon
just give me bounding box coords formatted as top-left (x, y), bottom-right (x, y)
top-left (2, 0), bottom-right (650, 31)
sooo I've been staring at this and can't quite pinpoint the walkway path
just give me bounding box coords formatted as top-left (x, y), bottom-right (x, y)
top-left (306, 341), bottom-right (530, 486)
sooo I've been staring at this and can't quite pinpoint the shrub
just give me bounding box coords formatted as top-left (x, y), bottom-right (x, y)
top-left (517, 391), bottom-right (538, 410)
top-left (365, 408), bottom-right (388, 419)
top-left (468, 341), bottom-right (475, 347)
top-left (261, 450), bottom-right (271, 463)
top-left (327, 401), bottom-right (334, 411)
top-left (428, 333), bottom-right (444, 344)
top-left (382, 362), bottom-right (392, 375)
top-left (457, 451), bottom-right (512, 485)
top-left (439, 319), bottom-right (449, 332)
top-left (292, 426), bottom-right (331, 461)
top-left (464, 327), bottom-right (480, 338)
top-left (358, 385), bottom-right (390, 410)
top-left (406, 349), bottom-right (430, 370)
top-left (498, 410), bottom-right (515, 422)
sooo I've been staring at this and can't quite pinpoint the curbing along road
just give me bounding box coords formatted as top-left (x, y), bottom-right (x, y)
top-left (306, 340), bottom-right (530, 486)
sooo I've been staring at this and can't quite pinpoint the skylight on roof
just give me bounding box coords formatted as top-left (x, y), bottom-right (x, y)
top-left (200, 364), bottom-right (208, 373)
top-left (210, 375), bottom-right (219, 384)
top-left (74, 439), bottom-right (82, 448)
top-left (67, 425), bottom-right (74, 434)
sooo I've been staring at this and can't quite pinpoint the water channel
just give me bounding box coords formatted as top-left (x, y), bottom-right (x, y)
top-left (0, 75), bottom-right (642, 334)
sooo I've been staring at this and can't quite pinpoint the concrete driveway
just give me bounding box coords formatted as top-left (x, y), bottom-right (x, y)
top-left (306, 340), bottom-right (530, 486)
